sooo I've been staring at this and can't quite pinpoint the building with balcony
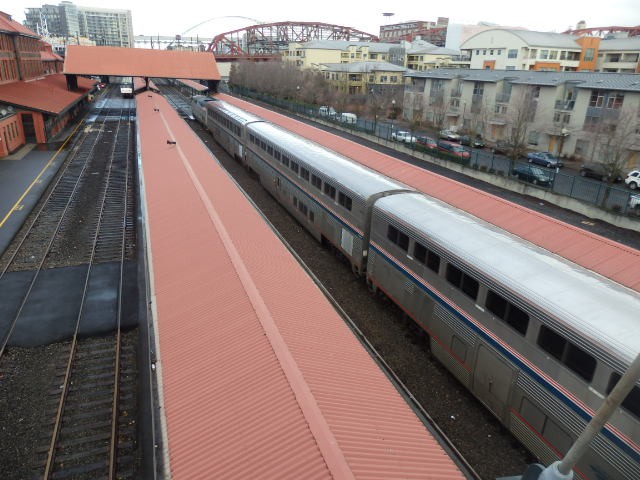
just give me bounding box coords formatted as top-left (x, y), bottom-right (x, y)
top-left (318, 61), bottom-right (407, 95)
top-left (597, 37), bottom-right (640, 73)
top-left (460, 30), bottom-right (595, 71)
top-left (24, 2), bottom-right (133, 48)
top-left (403, 68), bottom-right (640, 168)
top-left (406, 40), bottom-right (465, 70)
top-left (283, 40), bottom-right (403, 70)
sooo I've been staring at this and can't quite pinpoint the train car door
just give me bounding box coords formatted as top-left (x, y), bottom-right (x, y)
top-left (472, 344), bottom-right (515, 421)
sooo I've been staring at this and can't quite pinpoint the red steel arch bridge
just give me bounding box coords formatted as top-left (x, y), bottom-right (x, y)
top-left (207, 21), bottom-right (379, 60)
top-left (562, 25), bottom-right (640, 37)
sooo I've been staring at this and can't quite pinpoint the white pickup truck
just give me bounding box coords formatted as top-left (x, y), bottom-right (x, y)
top-left (391, 130), bottom-right (416, 143)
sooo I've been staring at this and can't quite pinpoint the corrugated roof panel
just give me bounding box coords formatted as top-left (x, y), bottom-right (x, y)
top-left (138, 93), bottom-right (466, 479)
top-left (221, 94), bottom-right (640, 292)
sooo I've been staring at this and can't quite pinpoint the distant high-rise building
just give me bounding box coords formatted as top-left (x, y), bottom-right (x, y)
top-left (23, 1), bottom-right (133, 47)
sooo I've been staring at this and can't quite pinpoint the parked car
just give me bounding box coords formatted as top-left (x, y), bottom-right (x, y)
top-left (624, 170), bottom-right (640, 190)
top-left (492, 140), bottom-right (516, 156)
top-left (579, 162), bottom-right (623, 182)
top-left (460, 135), bottom-right (486, 148)
top-left (318, 106), bottom-right (336, 117)
top-left (438, 129), bottom-right (460, 142)
top-left (527, 151), bottom-right (564, 168)
top-left (337, 112), bottom-right (357, 124)
top-left (391, 130), bottom-right (417, 143)
top-left (512, 164), bottom-right (552, 187)
top-left (416, 135), bottom-right (437, 149)
top-left (437, 140), bottom-right (470, 159)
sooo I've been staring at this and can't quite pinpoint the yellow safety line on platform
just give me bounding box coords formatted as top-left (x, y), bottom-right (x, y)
top-left (0, 121), bottom-right (84, 228)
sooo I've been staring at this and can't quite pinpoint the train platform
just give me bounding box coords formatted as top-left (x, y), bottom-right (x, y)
top-left (0, 138), bottom-right (74, 255)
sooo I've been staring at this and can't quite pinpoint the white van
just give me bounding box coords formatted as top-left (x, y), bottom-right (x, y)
top-left (338, 112), bottom-right (357, 124)
top-left (319, 106), bottom-right (336, 117)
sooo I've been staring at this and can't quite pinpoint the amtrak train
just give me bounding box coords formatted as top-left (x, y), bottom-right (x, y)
top-left (190, 95), bottom-right (640, 480)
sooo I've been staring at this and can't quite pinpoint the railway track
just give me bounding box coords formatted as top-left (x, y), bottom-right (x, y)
top-left (0, 90), bottom-right (140, 479)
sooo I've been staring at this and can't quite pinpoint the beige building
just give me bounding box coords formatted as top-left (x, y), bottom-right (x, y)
top-left (403, 69), bottom-right (640, 167)
top-left (319, 61), bottom-right (407, 94)
top-left (407, 40), bottom-right (468, 70)
top-left (284, 40), bottom-right (404, 70)
top-left (597, 37), bottom-right (640, 73)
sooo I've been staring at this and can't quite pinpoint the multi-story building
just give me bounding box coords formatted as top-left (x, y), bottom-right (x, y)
top-left (284, 40), bottom-right (404, 69)
top-left (379, 18), bottom-right (449, 45)
top-left (406, 40), bottom-right (468, 70)
top-left (318, 61), bottom-right (407, 94)
top-left (0, 10), bottom-right (93, 157)
top-left (403, 68), bottom-right (640, 168)
top-left (460, 28), bottom-right (640, 73)
top-left (597, 37), bottom-right (640, 73)
top-left (24, 1), bottom-right (133, 48)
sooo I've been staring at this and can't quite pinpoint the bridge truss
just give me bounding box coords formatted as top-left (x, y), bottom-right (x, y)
top-left (208, 21), bottom-right (379, 60)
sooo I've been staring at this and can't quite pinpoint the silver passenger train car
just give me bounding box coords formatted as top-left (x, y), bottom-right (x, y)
top-left (190, 95), bottom-right (640, 479)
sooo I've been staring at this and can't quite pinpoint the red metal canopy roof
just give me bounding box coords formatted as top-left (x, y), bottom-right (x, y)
top-left (0, 74), bottom-right (95, 114)
top-left (64, 45), bottom-right (220, 80)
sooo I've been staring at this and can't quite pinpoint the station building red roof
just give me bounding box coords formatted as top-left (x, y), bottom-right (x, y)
top-left (0, 74), bottom-right (96, 114)
top-left (220, 94), bottom-right (640, 292)
top-left (0, 11), bottom-right (39, 37)
top-left (137, 91), bottom-right (466, 479)
top-left (64, 45), bottom-right (220, 80)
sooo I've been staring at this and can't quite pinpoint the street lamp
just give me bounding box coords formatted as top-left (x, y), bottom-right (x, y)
top-left (391, 99), bottom-right (396, 135)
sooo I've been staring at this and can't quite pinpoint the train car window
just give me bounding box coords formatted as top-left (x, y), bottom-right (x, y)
top-left (388, 225), bottom-right (399, 244)
top-left (298, 202), bottom-right (308, 215)
top-left (309, 211), bottom-right (315, 223)
top-left (427, 251), bottom-right (440, 274)
top-left (249, 134), bottom-right (255, 144)
top-left (301, 168), bottom-right (310, 181)
top-left (311, 174), bottom-right (322, 189)
top-left (274, 151), bottom-right (281, 161)
top-left (293, 197), bottom-right (298, 208)
top-left (338, 192), bottom-right (352, 211)
top-left (607, 373), bottom-right (640, 419)
top-left (282, 156), bottom-right (290, 167)
top-left (267, 145), bottom-right (273, 155)
top-left (486, 290), bottom-right (529, 335)
top-left (565, 344), bottom-right (596, 382)
top-left (538, 325), bottom-right (595, 382)
top-left (446, 264), bottom-right (478, 300)
top-left (260, 140), bottom-right (266, 150)
top-left (414, 242), bottom-right (427, 263)
top-left (291, 161), bottom-right (299, 174)
top-left (324, 183), bottom-right (336, 200)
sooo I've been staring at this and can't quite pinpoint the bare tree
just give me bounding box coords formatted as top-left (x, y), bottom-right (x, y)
top-left (425, 90), bottom-right (450, 131)
top-left (503, 87), bottom-right (544, 159)
top-left (587, 106), bottom-right (639, 181)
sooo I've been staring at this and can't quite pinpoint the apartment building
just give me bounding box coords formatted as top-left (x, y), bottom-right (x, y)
top-left (284, 40), bottom-right (404, 70)
top-left (597, 37), bottom-right (640, 73)
top-left (406, 40), bottom-right (467, 70)
top-left (460, 29), bottom-right (640, 73)
top-left (318, 61), bottom-right (407, 94)
top-left (24, 1), bottom-right (134, 48)
top-left (403, 69), bottom-right (640, 168)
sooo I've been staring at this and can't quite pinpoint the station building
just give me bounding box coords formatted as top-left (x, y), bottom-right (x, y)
top-left (0, 11), bottom-right (96, 158)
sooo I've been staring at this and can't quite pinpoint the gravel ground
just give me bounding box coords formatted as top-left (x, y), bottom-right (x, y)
top-left (193, 121), bottom-right (537, 479)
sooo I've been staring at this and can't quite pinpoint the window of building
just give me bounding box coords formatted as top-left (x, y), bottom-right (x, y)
top-left (528, 131), bottom-right (539, 145)
top-left (537, 325), bottom-right (596, 382)
top-left (473, 82), bottom-right (484, 96)
top-left (584, 48), bottom-right (595, 61)
top-left (390, 76), bottom-right (398, 82)
top-left (476, 49), bottom-right (480, 55)
top-left (540, 50), bottom-right (549, 59)
top-left (508, 49), bottom-right (517, 58)
top-left (606, 92), bottom-right (624, 109)
top-left (497, 49), bottom-right (502, 55)
top-left (490, 49), bottom-right (494, 55)
top-left (483, 49), bottom-right (487, 55)
top-left (589, 90), bottom-right (605, 108)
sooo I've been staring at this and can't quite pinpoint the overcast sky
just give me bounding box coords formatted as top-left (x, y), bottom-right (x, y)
top-left (6, 1), bottom-right (640, 39)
